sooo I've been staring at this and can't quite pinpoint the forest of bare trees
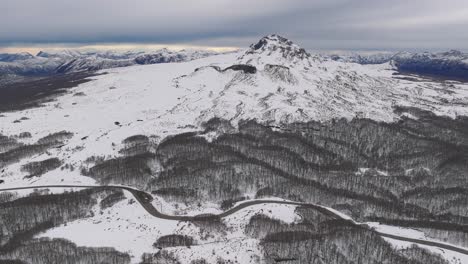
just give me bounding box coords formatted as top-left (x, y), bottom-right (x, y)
top-left (0, 189), bottom-right (131, 263)
top-left (3, 106), bottom-right (467, 263)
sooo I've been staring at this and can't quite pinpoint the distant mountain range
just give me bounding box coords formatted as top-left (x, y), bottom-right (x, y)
top-left (1, 44), bottom-right (468, 86)
top-left (330, 50), bottom-right (468, 81)
top-left (0, 49), bottom-right (221, 85)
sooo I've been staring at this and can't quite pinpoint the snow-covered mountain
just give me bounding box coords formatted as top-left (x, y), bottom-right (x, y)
top-left (328, 51), bottom-right (396, 64)
top-left (0, 52), bottom-right (35, 62)
top-left (330, 49), bottom-right (468, 80)
top-left (1, 35), bottom-right (468, 264)
top-left (0, 49), bottom-right (221, 83)
top-left (55, 49), bottom-right (218, 73)
top-left (171, 35), bottom-right (467, 125)
top-left (2, 34), bottom-right (467, 187)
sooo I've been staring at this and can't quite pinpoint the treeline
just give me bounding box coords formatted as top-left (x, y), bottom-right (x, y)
top-left (119, 135), bottom-right (158, 157)
top-left (261, 228), bottom-right (449, 264)
top-left (148, 110), bottom-right (468, 227)
top-left (100, 190), bottom-right (125, 209)
top-left (0, 131), bottom-right (73, 169)
top-left (0, 238), bottom-right (130, 264)
top-left (0, 134), bottom-right (21, 154)
top-left (151, 129), bottom-right (434, 222)
top-left (420, 227), bottom-right (468, 248)
top-left (83, 153), bottom-right (157, 189)
top-left (21, 158), bottom-right (62, 178)
top-left (0, 188), bottom-right (120, 248)
top-left (140, 251), bottom-right (180, 264)
top-left (153, 234), bottom-right (194, 249)
top-left (82, 135), bottom-right (159, 189)
top-left (246, 211), bottom-right (448, 264)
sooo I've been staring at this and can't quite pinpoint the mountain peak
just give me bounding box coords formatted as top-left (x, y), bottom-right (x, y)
top-left (251, 34), bottom-right (295, 50)
top-left (36, 50), bottom-right (81, 58)
top-left (238, 34), bottom-right (312, 67)
top-left (441, 49), bottom-right (464, 57)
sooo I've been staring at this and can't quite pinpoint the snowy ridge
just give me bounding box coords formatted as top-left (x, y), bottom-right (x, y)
top-left (0, 52), bottom-right (35, 62)
top-left (0, 48), bottom-right (221, 79)
top-left (330, 49), bottom-right (468, 81)
top-left (329, 49), bottom-right (468, 66)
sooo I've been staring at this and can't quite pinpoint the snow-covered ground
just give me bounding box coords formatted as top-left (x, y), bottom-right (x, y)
top-left (34, 190), bottom-right (468, 264)
top-left (37, 190), bottom-right (181, 261)
top-left (37, 190), bottom-right (299, 263)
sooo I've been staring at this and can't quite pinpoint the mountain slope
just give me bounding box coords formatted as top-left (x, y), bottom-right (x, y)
top-left (1, 34), bottom-right (467, 186)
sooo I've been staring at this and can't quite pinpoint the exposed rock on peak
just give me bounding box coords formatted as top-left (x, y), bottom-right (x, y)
top-left (264, 64), bottom-right (297, 84)
top-left (238, 34), bottom-right (312, 67)
top-left (251, 34), bottom-right (296, 51)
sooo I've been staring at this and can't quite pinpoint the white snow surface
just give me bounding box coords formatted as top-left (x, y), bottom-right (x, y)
top-left (37, 191), bottom-right (299, 263)
top-left (37, 190), bottom-right (180, 262)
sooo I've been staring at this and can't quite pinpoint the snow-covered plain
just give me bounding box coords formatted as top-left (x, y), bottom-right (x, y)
top-left (37, 190), bottom-right (299, 263)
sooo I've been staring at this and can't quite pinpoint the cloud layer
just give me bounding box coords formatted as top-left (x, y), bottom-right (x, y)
top-left (3, 0), bottom-right (468, 50)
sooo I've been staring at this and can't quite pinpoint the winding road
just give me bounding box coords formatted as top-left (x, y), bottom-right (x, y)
top-left (1, 184), bottom-right (468, 256)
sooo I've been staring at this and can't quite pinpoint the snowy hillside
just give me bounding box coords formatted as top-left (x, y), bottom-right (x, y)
top-left (1, 34), bottom-right (468, 186)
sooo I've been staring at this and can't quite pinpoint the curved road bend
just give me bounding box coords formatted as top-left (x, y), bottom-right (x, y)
top-left (1, 185), bottom-right (468, 256)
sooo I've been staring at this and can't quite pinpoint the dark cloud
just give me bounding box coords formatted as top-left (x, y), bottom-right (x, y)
top-left (2, 0), bottom-right (468, 50)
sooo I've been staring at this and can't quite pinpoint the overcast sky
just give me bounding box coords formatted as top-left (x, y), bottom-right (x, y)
top-left (2, 0), bottom-right (468, 53)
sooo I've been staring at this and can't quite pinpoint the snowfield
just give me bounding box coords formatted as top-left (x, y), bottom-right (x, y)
top-left (37, 190), bottom-right (299, 263)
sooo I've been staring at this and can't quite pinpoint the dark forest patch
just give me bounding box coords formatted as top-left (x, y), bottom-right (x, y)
top-left (0, 131), bottom-right (73, 169)
top-left (0, 188), bottom-right (119, 248)
top-left (0, 72), bottom-right (102, 112)
top-left (0, 238), bottom-right (130, 264)
top-left (100, 190), bottom-right (126, 209)
top-left (84, 152), bottom-right (157, 188)
top-left (248, 213), bottom-right (447, 264)
top-left (153, 235), bottom-right (194, 249)
top-left (21, 158), bottom-right (62, 178)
